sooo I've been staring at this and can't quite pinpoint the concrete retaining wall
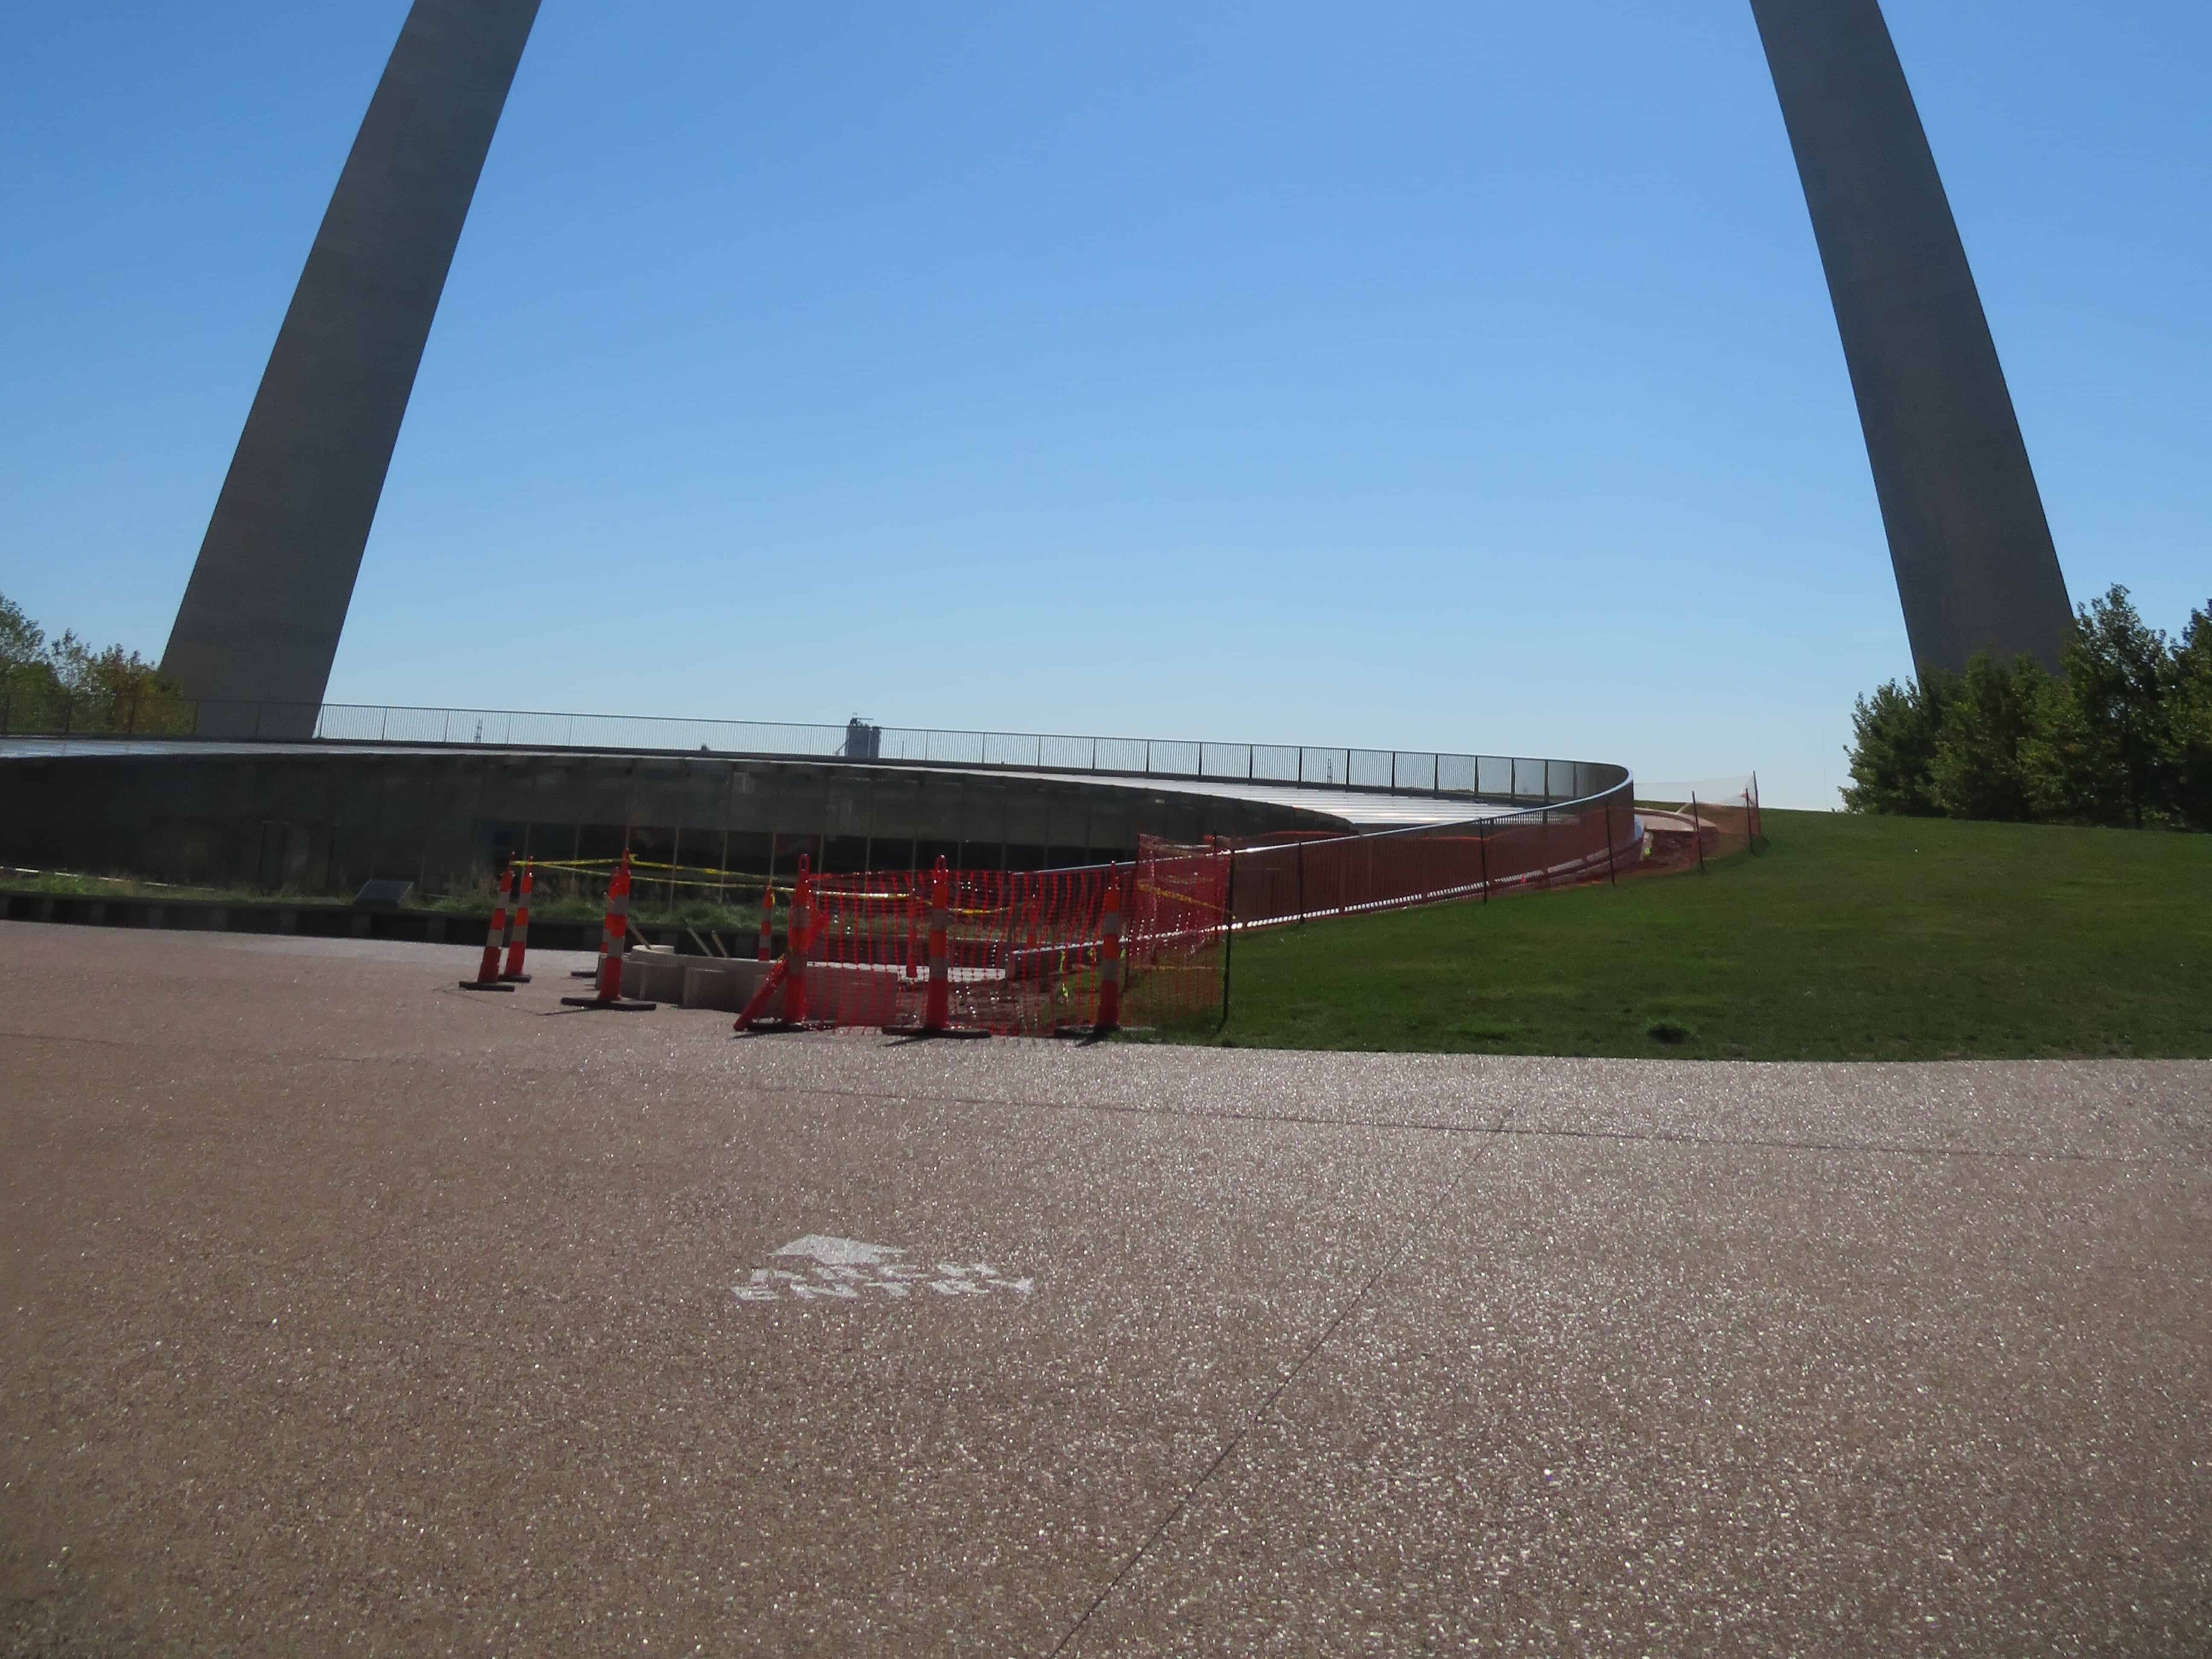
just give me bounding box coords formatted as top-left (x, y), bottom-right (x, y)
top-left (0, 747), bottom-right (1341, 897)
top-left (0, 888), bottom-right (751, 955)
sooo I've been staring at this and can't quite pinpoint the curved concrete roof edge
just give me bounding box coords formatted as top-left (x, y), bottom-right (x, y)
top-left (0, 737), bottom-right (1632, 834)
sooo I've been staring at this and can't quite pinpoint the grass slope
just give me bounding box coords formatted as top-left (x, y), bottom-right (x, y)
top-left (1203, 809), bottom-right (2212, 1060)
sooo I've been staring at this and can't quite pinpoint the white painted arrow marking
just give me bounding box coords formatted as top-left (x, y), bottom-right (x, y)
top-left (773, 1235), bottom-right (908, 1266)
top-left (736, 1237), bottom-right (1036, 1305)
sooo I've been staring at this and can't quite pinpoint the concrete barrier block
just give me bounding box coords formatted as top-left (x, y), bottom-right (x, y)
top-left (621, 952), bottom-right (690, 1004)
top-left (680, 959), bottom-right (774, 1013)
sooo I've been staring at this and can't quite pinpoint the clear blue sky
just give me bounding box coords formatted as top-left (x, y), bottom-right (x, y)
top-left (4, 2), bottom-right (2206, 806)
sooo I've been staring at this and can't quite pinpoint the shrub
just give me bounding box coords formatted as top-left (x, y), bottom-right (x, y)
top-left (1928, 654), bottom-right (2047, 823)
top-left (1844, 585), bottom-right (2212, 832)
top-left (2168, 603), bottom-right (2212, 832)
top-left (1842, 674), bottom-right (1954, 816)
top-left (2028, 586), bottom-right (2174, 830)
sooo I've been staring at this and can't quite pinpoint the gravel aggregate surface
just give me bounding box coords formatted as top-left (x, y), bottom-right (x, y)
top-left (2, 923), bottom-right (2206, 1656)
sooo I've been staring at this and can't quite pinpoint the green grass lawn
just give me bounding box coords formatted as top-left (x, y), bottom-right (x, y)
top-left (1197, 809), bottom-right (2212, 1060)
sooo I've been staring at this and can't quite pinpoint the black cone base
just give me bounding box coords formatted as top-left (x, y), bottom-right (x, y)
top-left (558, 995), bottom-right (657, 1011)
top-left (459, 980), bottom-right (515, 992)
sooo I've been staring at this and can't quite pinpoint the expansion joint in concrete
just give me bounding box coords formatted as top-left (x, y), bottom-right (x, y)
top-left (1047, 1122), bottom-right (1510, 1654)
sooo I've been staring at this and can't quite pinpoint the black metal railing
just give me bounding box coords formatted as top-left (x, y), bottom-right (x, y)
top-left (0, 693), bottom-right (1626, 804)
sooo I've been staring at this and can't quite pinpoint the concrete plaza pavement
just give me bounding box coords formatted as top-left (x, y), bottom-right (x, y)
top-left (2, 922), bottom-right (2206, 1654)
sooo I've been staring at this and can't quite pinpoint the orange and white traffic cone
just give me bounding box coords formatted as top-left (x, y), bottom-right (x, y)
top-left (732, 955), bottom-right (787, 1030)
top-left (785, 857), bottom-right (813, 1025)
top-left (1093, 866), bottom-right (1123, 1034)
top-left (734, 856), bottom-right (821, 1033)
top-left (460, 865), bottom-right (516, 992)
top-left (560, 854), bottom-right (657, 1010)
top-left (500, 861), bottom-right (533, 982)
top-left (907, 858), bottom-right (987, 1039)
top-left (595, 858), bottom-right (628, 1001)
top-left (923, 859), bottom-right (952, 1031)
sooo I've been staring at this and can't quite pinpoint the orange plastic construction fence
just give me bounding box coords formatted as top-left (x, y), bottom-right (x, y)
top-left (1632, 777), bottom-right (1763, 874)
top-left (740, 774), bottom-right (1755, 1034)
top-left (792, 839), bottom-right (1230, 1036)
top-left (1225, 783), bottom-right (1640, 928)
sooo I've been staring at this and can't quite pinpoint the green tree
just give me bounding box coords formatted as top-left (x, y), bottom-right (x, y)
top-left (1842, 672), bottom-right (1955, 815)
top-left (0, 592), bottom-right (44, 667)
top-left (0, 591), bottom-right (193, 735)
top-left (52, 634), bottom-right (195, 733)
top-left (2166, 601), bottom-right (2212, 832)
top-left (2028, 585), bottom-right (2174, 829)
top-left (1927, 652), bottom-right (2051, 823)
top-left (0, 593), bottom-right (64, 729)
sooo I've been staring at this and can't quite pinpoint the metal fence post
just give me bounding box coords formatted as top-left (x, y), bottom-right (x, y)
top-left (1691, 792), bottom-right (1707, 874)
top-left (1218, 850), bottom-right (1236, 1031)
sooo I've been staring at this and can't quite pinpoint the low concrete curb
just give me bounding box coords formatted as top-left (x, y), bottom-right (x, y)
top-left (0, 888), bottom-right (744, 956)
top-left (620, 951), bottom-right (904, 1025)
